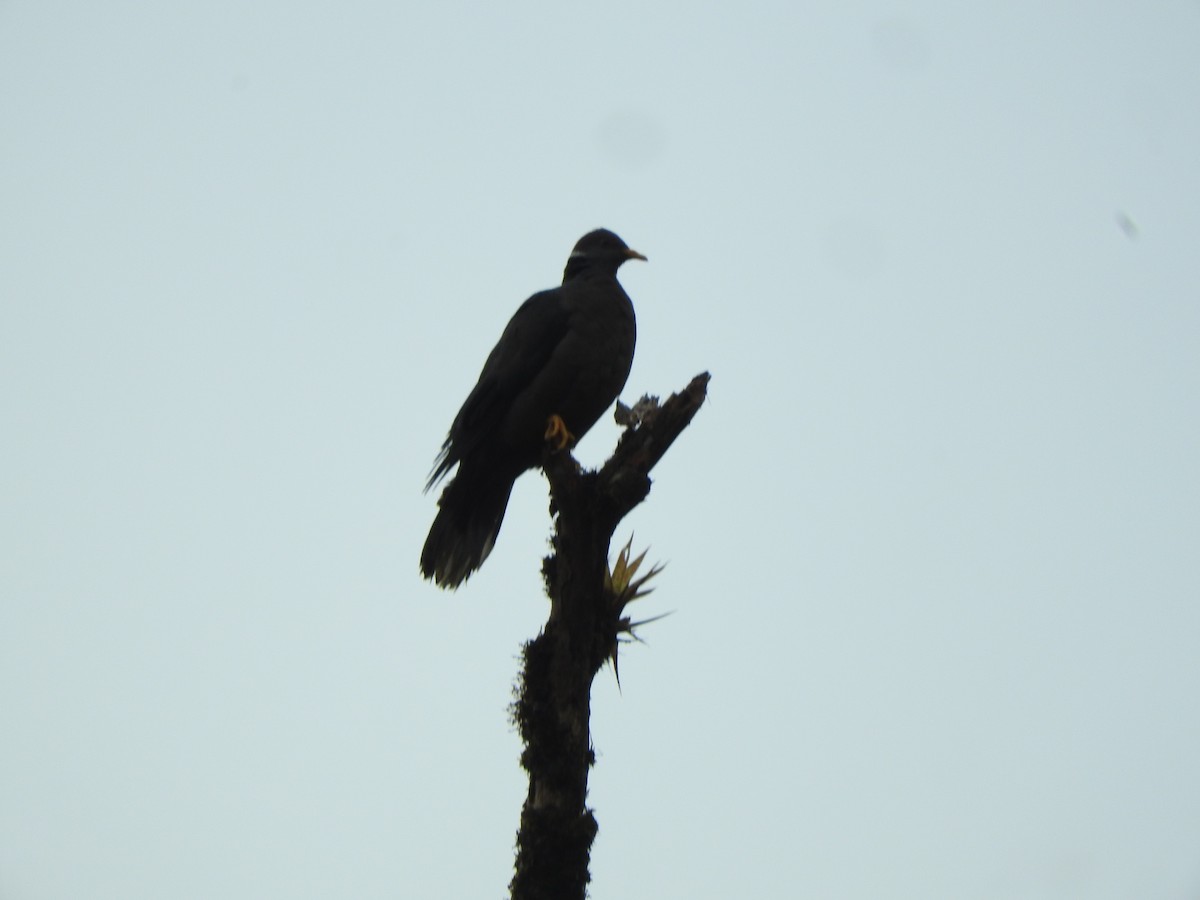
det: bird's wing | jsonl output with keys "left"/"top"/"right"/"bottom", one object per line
{"left": 426, "top": 289, "right": 572, "bottom": 489}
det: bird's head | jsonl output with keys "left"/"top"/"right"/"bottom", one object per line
{"left": 563, "top": 229, "right": 647, "bottom": 281}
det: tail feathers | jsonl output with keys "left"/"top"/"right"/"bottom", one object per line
{"left": 420, "top": 467, "right": 516, "bottom": 589}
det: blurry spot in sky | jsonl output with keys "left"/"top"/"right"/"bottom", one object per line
{"left": 1115, "top": 210, "right": 1139, "bottom": 240}
{"left": 871, "top": 17, "right": 932, "bottom": 73}
{"left": 594, "top": 110, "right": 667, "bottom": 170}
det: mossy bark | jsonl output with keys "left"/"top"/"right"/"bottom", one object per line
{"left": 509, "top": 373, "right": 710, "bottom": 900}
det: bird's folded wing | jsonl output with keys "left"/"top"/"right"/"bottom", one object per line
{"left": 426, "top": 290, "right": 571, "bottom": 488}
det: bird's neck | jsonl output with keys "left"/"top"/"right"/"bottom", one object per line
{"left": 562, "top": 259, "right": 619, "bottom": 283}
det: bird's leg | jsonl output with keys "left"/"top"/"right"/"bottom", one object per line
{"left": 544, "top": 414, "right": 576, "bottom": 451}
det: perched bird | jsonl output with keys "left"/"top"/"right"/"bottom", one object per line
{"left": 421, "top": 229, "right": 645, "bottom": 589}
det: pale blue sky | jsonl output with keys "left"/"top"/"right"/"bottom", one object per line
{"left": 3, "top": 2, "right": 1199, "bottom": 898}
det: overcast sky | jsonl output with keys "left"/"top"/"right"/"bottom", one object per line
{"left": 3, "top": 2, "right": 1199, "bottom": 898}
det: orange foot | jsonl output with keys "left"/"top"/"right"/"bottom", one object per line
{"left": 544, "top": 414, "right": 576, "bottom": 451}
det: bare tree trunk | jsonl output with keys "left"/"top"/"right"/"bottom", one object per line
{"left": 509, "top": 372, "right": 710, "bottom": 900}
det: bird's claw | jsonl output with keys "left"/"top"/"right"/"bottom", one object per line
{"left": 544, "top": 414, "right": 576, "bottom": 451}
